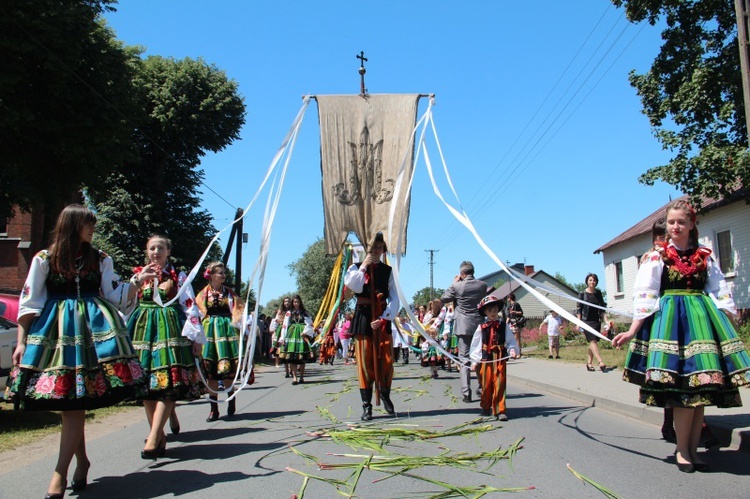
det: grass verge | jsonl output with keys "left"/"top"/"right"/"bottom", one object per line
{"left": 0, "top": 401, "right": 142, "bottom": 453}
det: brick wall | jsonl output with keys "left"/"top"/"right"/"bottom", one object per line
{"left": 0, "top": 206, "right": 45, "bottom": 294}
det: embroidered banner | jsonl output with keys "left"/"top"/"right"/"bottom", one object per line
{"left": 316, "top": 94, "right": 420, "bottom": 255}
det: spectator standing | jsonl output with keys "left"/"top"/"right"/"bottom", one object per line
{"left": 577, "top": 273, "right": 607, "bottom": 372}
{"left": 505, "top": 293, "right": 524, "bottom": 357}
{"left": 540, "top": 310, "right": 562, "bottom": 359}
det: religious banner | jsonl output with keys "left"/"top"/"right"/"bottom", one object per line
{"left": 316, "top": 94, "right": 420, "bottom": 255}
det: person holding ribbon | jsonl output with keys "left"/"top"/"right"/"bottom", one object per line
{"left": 612, "top": 199, "right": 750, "bottom": 473}
{"left": 127, "top": 234, "right": 205, "bottom": 460}
{"left": 8, "top": 204, "right": 151, "bottom": 498}
{"left": 344, "top": 233, "right": 399, "bottom": 421}
{"left": 470, "top": 295, "right": 519, "bottom": 420}
{"left": 196, "top": 261, "right": 241, "bottom": 422}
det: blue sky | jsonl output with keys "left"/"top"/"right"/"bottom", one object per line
{"left": 103, "top": 1, "right": 678, "bottom": 306}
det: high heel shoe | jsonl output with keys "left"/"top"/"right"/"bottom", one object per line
{"left": 45, "top": 482, "right": 66, "bottom": 499}
{"left": 586, "top": 364, "right": 595, "bottom": 372}
{"left": 141, "top": 437, "right": 167, "bottom": 460}
{"left": 71, "top": 460, "right": 89, "bottom": 491}
{"left": 169, "top": 410, "right": 180, "bottom": 435}
{"left": 70, "top": 477, "right": 87, "bottom": 491}
{"left": 599, "top": 363, "right": 607, "bottom": 372}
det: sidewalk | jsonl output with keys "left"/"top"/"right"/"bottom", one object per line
{"left": 506, "top": 355, "right": 750, "bottom": 452}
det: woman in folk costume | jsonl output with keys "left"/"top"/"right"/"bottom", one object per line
{"left": 343, "top": 233, "right": 399, "bottom": 421}
{"left": 613, "top": 199, "right": 750, "bottom": 473}
{"left": 127, "top": 235, "right": 205, "bottom": 460}
{"left": 470, "top": 295, "right": 519, "bottom": 421}
{"left": 196, "top": 262, "right": 241, "bottom": 422}
{"left": 278, "top": 294, "right": 315, "bottom": 384}
{"left": 338, "top": 312, "right": 354, "bottom": 365}
{"left": 8, "top": 205, "right": 150, "bottom": 498}
{"left": 270, "top": 297, "right": 291, "bottom": 373}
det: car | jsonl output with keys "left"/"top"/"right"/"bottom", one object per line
{"left": 0, "top": 315, "right": 18, "bottom": 388}
{"left": 0, "top": 293, "right": 19, "bottom": 322}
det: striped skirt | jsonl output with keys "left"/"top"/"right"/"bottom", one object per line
{"left": 127, "top": 302, "right": 203, "bottom": 400}
{"left": 201, "top": 314, "right": 240, "bottom": 380}
{"left": 623, "top": 290, "right": 750, "bottom": 408}
{"left": 279, "top": 323, "right": 313, "bottom": 364}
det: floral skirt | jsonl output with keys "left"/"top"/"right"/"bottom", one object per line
{"left": 623, "top": 290, "right": 750, "bottom": 408}
{"left": 128, "top": 302, "right": 203, "bottom": 400}
{"left": 279, "top": 323, "right": 313, "bottom": 364}
{"left": 201, "top": 315, "right": 240, "bottom": 380}
{"left": 7, "top": 295, "right": 147, "bottom": 411}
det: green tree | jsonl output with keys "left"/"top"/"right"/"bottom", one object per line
{"left": 412, "top": 286, "right": 446, "bottom": 309}
{"left": 613, "top": 0, "right": 749, "bottom": 204}
{"left": 554, "top": 272, "right": 585, "bottom": 294}
{"left": 90, "top": 55, "right": 246, "bottom": 276}
{"left": 0, "top": 0, "right": 139, "bottom": 223}
{"left": 287, "top": 239, "right": 339, "bottom": 317}
{"left": 263, "top": 293, "right": 296, "bottom": 317}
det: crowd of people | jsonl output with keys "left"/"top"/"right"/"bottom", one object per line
{"left": 5, "top": 199, "right": 750, "bottom": 496}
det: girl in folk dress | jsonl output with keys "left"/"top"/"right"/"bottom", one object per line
{"left": 270, "top": 297, "right": 291, "bottom": 373}
{"left": 613, "top": 200, "right": 750, "bottom": 473}
{"left": 8, "top": 205, "right": 151, "bottom": 498}
{"left": 279, "top": 295, "right": 315, "bottom": 384}
{"left": 196, "top": 262, "right": 242, "bottom": 422}
{"left": 127, "top": 235, "right": 204, "bottom": 460}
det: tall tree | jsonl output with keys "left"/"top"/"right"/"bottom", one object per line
{"left": 0, "top": 0, "right": 138, "bottom": 223}
{"left": 287, "top": 239, "right": 339, "bottom": 317}
{"left": 90, "top": 55, "right": 246, "bottom": 276}
{"left": 412, "top": 287, "right": 446, "bottom": 309}
{"left": 613, "top": 0, "right": 749, "bottom": 204}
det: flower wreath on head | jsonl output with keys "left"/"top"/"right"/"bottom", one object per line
{"left": 203, "top": 267, "right": 212, "bottom": 280}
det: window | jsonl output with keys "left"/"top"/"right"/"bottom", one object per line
{"left": 615, "top": 261, "right": 624, "bottom": 294}
{"left": 0, "top": 218, "right": 6, "bottom": 237}
{"left": 717, "top": 230, "right": 734, "bottom": 274}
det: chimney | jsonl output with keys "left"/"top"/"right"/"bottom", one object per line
{"left": 524, "top": 265, "right": 534, "bottom": 276}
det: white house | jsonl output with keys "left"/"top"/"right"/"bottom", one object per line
{"left": 594, "top": 194, "right": 749, "bottom": 321}
{"left": 480, "top": 265, "right": 580, "bottom": 319}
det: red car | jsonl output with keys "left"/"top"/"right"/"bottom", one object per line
{"left": 0, "top": 293, "right": 19, "bottom": 322}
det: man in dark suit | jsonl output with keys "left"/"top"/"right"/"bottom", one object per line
{"left": 441, "top": 261, "right": 488, "bottom": 402}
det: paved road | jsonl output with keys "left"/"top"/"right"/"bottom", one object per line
{"left": 1, "top": 359, "right": 749, "bottom": 498}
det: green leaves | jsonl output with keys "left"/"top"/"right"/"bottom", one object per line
{"left": 615, "top": 0, "right": 748, "bottom": 203}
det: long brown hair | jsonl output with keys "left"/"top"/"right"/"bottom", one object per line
{"left": 48, "top": 204, "right": 98, "bottom": 276}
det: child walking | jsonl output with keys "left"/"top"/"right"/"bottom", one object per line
{"left": 470, "top": 295, "right": 519, "bottom": 420}
{"left": 540, "top": 310, "right": 562, "bottom": 359}
{"left": 421, "top": 327, "right": 444, "bottom": 378}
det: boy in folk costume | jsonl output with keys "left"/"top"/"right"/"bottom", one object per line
{"left": 470, "top": 295, "right": 519, "bottom": 421}
{"left": 343, "top": 233, "right": 399, "bottom": 421}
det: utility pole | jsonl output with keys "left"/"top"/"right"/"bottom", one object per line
{"left": 425, "top": 249, "right": 438, "bottom": 300}
{"left": 735, "top": 0, "right": 750, "bottom": 144}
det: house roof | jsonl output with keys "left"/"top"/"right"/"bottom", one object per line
{"left": 593, "top": 191, "right": 745, "bottom": 254}
{"left": 489, "top": 270, "right": 578, "bottom": 300}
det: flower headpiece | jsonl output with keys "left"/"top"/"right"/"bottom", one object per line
{"left": 203, "top": 267, "right": 212, "bottom": 279}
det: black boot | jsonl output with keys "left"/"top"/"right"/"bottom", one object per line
{"left": 360, "top": 388, "right": 373, "bottom": 421}
{"left": 402, "top": 348, "right": 409, "bottom": 364}
{"left": 380, "top": 389, "right": 396, "bottom": 416}
{"left": 206, "top": 396, "right": 219, "bottom": 422}
{"left": 227, "top": 390, "right": 236, "bottom": 416}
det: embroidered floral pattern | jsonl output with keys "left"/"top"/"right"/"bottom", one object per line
{"left": 7, "top": 359, "right": 146, "bottom": 405}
